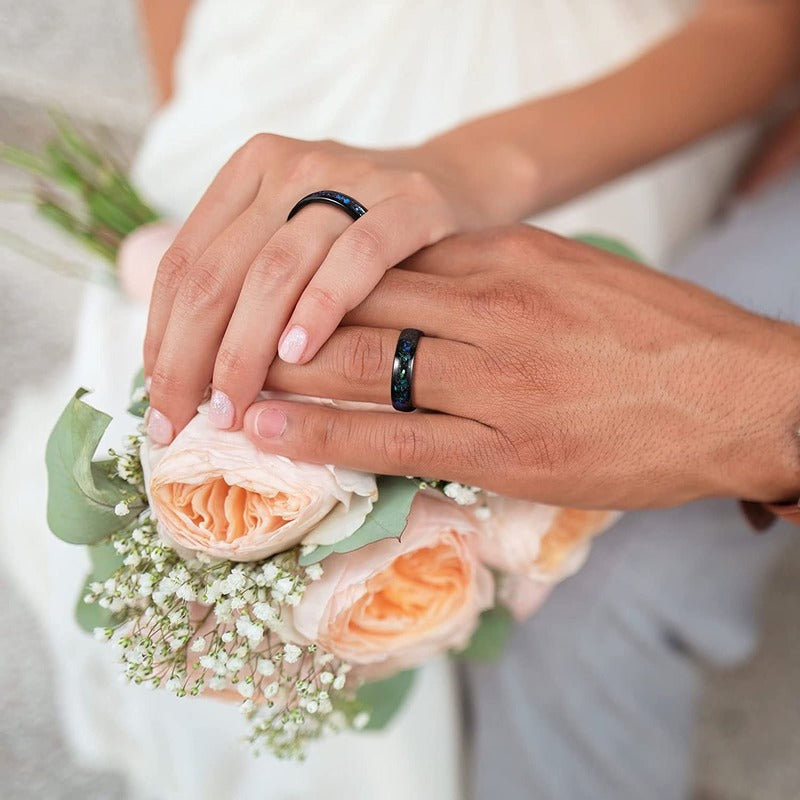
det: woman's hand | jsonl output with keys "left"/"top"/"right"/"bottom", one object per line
{"left": 144, "top": 134, "right": 495, "bottom": 443}
{"left": 242, "top": 226, "right": 800, "bottom": 509}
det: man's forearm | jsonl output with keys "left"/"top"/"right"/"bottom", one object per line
{"left": 426, "top": 1, "right": 800, "bottom": 222}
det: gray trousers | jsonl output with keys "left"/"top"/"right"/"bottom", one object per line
{"left": 465, "top": 170, "right": 800, "bottom": 800}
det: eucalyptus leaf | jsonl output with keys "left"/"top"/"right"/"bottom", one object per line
{"left": 75, "top": 539, "right": 127, "bottom": 633}
{"left": 355, "top": 669, "right": 416, "bottom": 730}
{"left": 46, "top": 388, "right": 141, "bottom": 544}
{"left": 572, "top": 233, "right": 644, "bottom": 263}
{"left": 299, "top": 476, "right": 419, "bottom": 566}
{"left": 455, "top": 606, "right": 513, "bottom": 662}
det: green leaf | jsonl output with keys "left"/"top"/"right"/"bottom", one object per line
{"left": 455, "top": 607, "right": 513, "bottom": 662}
{"left": 46, "top": 389, "right": 141, "bottom": 544}
{"left": 355, "top": 669, "right": 416, "bottom": 730}
{"left": 1, "top": 142, "right": 54, "bottom": 178}
{"left": 75, "top": 539, "right": 126, "bottom": 633}
{"left": 299, "top": 476, "right": 419, "bottom": 566}
{"left": 572, "top": 233, "right": 644, "bottom": 263}
{"left": 127, "top": 367, "right": 148, "bottom": 418}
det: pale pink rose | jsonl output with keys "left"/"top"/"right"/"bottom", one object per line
{"left": 117, "top": 221, "right": 181, "bottom": 303}
{"left": 142, "top": 405, "right": 377, "bottom": 561}
{"left": 292, "top": 492, "right": 494, "bottom": 674}
{"left": 475, "top": 497, "right": 620, "bottom": 583}
{"left": 497, "top": 575, "right": 553, "bottom": 621}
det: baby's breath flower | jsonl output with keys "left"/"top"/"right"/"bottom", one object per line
{"left": 240, "top": 698, "right": 255, "bottom": 715}
{"left": 199, "top": 654, "right": 216, "bottom": 670}
{"left": 353, "top": 712, "right": 371, "bottom": 730}
{"left": 261, "top": 563, "right": 279, "bottom": 582}
{"left": 257, "top": 658, "right": 275, "bottom": 677}
{"left": 226, "top": 656, "right": 245, "bottom": 673}
{"left": 443, "top": 482, "right": 478, "bottom": 505}
{"left": 114, "top": 501, "right": 130, "bottom": 517}
{"left": 84, "top": 429, "right": 363, "bottom": 762}
{"left": 283, "top": 644, "right": 302, "bottom": 664}
{"left": 263, "top": 682, "right": 279, "bottom": 699}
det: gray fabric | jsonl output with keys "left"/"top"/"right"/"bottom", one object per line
{"left": 466, "top": 169, "right": 800, "bottom": 800}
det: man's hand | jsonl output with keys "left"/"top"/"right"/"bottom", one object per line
{"left": 243, "top": 227, "right": 800, "bottom": 509}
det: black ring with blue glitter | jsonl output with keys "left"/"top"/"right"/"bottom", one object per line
{"left": 391, "top": 328, "right": 424, "bottom": 412}
{"left": 287, "top": 190, "right": 368, "bottom": 222}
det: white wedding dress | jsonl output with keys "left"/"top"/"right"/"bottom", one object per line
{"left": 0, "top": 1, "right": 756, "bottom": 798}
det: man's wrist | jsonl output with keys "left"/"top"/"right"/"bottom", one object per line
{"left": 718, "top": 321, "right": 800, "bottom": 504}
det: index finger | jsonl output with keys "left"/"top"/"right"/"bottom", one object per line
{"left": 143, "top": 148, "right": 265, "bottom": 377}
{"left": 242, "top": 397, "right": 493, "bottom": 484}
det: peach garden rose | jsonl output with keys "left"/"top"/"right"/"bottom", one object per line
{"left": 142, "top": 404, "right": 378, "bottom": 561}
{"left": 117, "top": 220, "right": 181, "bottom": 304}
{"left": 474, "top": 496, "right": 620, "bottom": 583}
{"left": 291, "top": 492, "right": 494, "bottom": 674}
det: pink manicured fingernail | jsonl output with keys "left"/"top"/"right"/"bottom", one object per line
{"left": 147, "top": 408, "right": 174, "bottom": 444}
{"left": 208, "top": 389, "right": 234, "bottom": 429}
{"left": 255, "top": 408, "right": 287, "bottom": 439}
{"left": 278, "top": 326, "right": 308, "bottom": 364}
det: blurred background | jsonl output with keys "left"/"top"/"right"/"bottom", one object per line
{"left": 0, "top": 2, "right": 799, "bottom": 799}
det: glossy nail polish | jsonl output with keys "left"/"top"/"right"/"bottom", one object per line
{"left": 278, "top": 326, "right": 308, "bottom": 364}
{"left": 147, "top": 408, "right": 174, "bottom": 444}
{"left": 255, "top": 408, "right": 287, "bottom": 439}
{"left": 208, "top": 389, "right": 234, "bottom": 429}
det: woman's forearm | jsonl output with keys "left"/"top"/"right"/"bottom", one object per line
{"left": 426, "top": 0, "right": 800, "bottom": 222}
{"left": 138, "top": 0, "right": 194, "bottom": 105}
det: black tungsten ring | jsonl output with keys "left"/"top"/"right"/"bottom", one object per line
{"left": 287, "top": 190, "right": 368, "bottom": 222}
{"left": 391, "top": 328, "right": 423, "bottom": 412}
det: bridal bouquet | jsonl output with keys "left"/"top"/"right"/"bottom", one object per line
{"left": 46, "top": 382, "right": 615, "bottom": 758}
{"left": 15, "top": 117, "right": 620, "bottom": 758}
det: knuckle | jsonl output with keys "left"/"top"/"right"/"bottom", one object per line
{"left": 149, "top": 365, "right": 186, "bottom": 403}
{"left": 346, "top": 156, "right": 378, "bottom": 181}
{"left": 338, "top": 328, "right": 387, "bottom": 385}
{"left": 215, "top": 345, "right": 249, "bottom": 381}
{"left": 303, "top": 283, "right": 344, "bottom": 316}
{"left": 496, "top": 224, "right": 536, "bottom": 256}
{"left": 464, "top": 276, "right": 537, "bottom": 322}
{"left": 287, "top": 147, "right": 333, "bottom": 184}
{"left": 250, "top": 242, "right": 300, "bottom": 288}
{"left": 179, "top": 263, "right": 227, "bottom": 311}
{"left": 343, "top": 224, "right": 385, "bottom": 265}
{"left": 154, "top": 243, "right": 193, "bottom": 295}
{"left": 386, "top": 421, "right": 427, "bottom": 466}
{"left": 302, "top": 410, "right": 341, "bottom": 455}
{"left": 402, "top": 169, "right": 437, "bottom": 200}
{"left": 235, "top": 133, "right": 278, "bottom": 165}
{"left": 497, "top": 278, "right": 538, "bottom": 319}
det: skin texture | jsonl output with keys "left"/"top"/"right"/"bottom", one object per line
{"left": 140, "top": 1, "right": 800, "bottom": 445}
{"left": 243, "top": 227, "right": 800, "bottom": 510}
